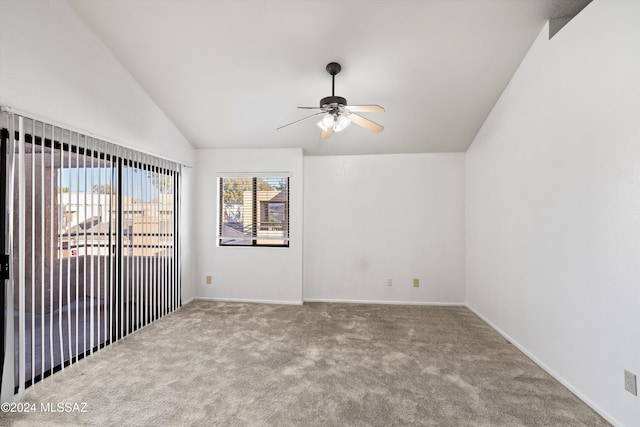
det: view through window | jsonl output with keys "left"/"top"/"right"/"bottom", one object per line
{"left": 219, "top": 176, "right": 289, "bottom": 246}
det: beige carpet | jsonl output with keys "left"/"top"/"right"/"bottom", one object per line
{"left": 1, "top": 300, "right": 608, "bottom": 426}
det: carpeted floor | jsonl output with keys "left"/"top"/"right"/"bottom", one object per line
{"left": 1, "top": 300, "right": 609, "bottom": 426}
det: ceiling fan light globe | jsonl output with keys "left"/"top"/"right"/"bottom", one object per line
{"left": 333, "top": 115, "right": 351, "bottom": 132}
{"left": 317, "top": 114, "right": 335, "bottom": 131}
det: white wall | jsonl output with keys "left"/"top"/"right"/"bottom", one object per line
{"left": 0, "top": 0, "right": 197, "bottom": 307}
{"left": 466, "top": 2, "right": 640, "bottom": 426}
{"left": 304, "top": 153, "right": 465, "bottom": 304}
{"left": 194, "top": 149, "right": 304, "bottom": 304}
{"left": 0, "top": 0, "right": 194, "bottom": 167}
{"left": 180, "top": 166, "right": 196, "bottom": 304}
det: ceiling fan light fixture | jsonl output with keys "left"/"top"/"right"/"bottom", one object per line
{"left": 333, "top": 114, "right": 351, "bottom": 132}
{"left": 317, "top": 113, "right": 351, "bottom": 133}
{"left": 277, "top": 62, "right": 384, "bottom": 138}
{"left": 317, "top": 113, "right": 335, "bottom": 131}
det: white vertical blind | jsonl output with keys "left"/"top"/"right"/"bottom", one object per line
{"left": 17, "top": 116, "right": 26, "bottom": 395}
{"left": 39, "top": 121, "right": 46, "bottom": 379}
{"left": 65, "top": 130, "right": 72, "bottom": 366}
{"left": 0, "top": 109, "right": 182, "bottom": 400}
{"left": 30, "top": 120, "right": 35, "bottom": 386}
{"left": 48, "top": 124, "right": 55, "bottom": 377}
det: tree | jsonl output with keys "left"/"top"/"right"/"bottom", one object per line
{"left": 223, "top": 178, "right": 251, "bottom": 203}
{"left": 257, "top": 178, "right": 274, "bottom": 192}
{"left": 148, "top": 173, "right": 173, "bottom": 195}
{"left": 222, "top": 178, "right": 286, "bottom": 204}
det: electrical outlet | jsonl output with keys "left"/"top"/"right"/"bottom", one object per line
{"left": 413, "top": 278, "right": 419, "bottom": 287}
{"left": 624, "top": 370, "right": 637, "bottom": 396}
{"left": 386, "top": 278, "right": 392, "bottom": 287}
{"left": 205, "top": 275, "right": 212, "bottom": 285}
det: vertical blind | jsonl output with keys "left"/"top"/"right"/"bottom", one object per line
{"left": 0, "top": 109, "right": 182, "bottom": 399}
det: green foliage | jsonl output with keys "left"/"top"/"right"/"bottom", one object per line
{"left": 271, "top": 180, "right": 286, "bottom": 191}
{"left": 223, "top": 178, "right": 252, "bottom": 203}
{"left": 222, "top": 178, "right": 286, "bottom": 203}
{"left": 147, "top": 173, "right": 173, "bottom": 194}
{"left": 257, "top": 178, "right": 275, "bottom": 192}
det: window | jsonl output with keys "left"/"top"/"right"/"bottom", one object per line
{"left": 219, "top": 176, "right": 289, "bottom": 247}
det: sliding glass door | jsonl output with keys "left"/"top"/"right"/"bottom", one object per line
{"left": 121, "top": 157, "right": 178, "bottom": 334}
{"left": 0, "top": 110, "right": 181, "bottom": 398}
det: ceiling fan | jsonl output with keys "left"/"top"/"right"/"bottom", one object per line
{"left": 277, "top": 62, "right": 385, "bottom": 140}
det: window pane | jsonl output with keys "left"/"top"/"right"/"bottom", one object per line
{"left": 122, "top": 162, "right": 177, "bottom": 329}
{"left": 12, "top": 133, "right": 116, "bottom": 386}
{"left": 220, "top": 177, "right": 253, "bottom": 245}
{"left": 256, "top": 177, "right": 288, "bottom": 245}
{"left": 219, "top": 176, "right": 289, "bottom": 247}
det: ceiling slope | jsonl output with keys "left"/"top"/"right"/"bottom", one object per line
{"left": 68, "top": 0, "right": 592, "bottom": 155}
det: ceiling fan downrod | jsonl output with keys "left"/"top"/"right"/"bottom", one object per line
{"left": 326, "top": 62, "right": 341, "bottom": 96}
{"left": 321, "top": 62, "right": 346, "bottom": 107}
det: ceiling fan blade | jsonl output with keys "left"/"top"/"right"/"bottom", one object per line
{"left": 277, "top": 111, "right": 325, "bottom": 130}
{"left": 345, "top": 105, "right": 385, "bottom": 113}
{"left": 320, "top": 127, "right": 333, "bottom": 140}
{"left": 297, "top": 106, "right": 322, "bottom": 109}
{"left": 349, "top": 113, "right": 384, "bottom": 133}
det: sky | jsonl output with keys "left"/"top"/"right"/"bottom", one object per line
{"left": 57, "top": 166, "right": 169, "bottom": 201}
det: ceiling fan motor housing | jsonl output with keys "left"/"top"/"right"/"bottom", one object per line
{"left": 320, "top": 96, "right": 347, "bottom": 108}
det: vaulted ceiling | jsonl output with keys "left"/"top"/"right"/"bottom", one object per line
{"left": 68, "top": 0, "right": 591, "bottom": 155}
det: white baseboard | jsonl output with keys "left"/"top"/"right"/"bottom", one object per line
{"left": 465, "top": 304, "right": 620, "bottom": 427}
{"left": 303, "top": 298, "right": 465, "bottom": 306}
{"left": 181, "top": 297, "right": 195, "bottom": 305}
{"left": 194, "top": 296, "right": 303, "bottom": 306}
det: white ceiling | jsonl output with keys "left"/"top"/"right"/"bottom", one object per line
{"left": 68, "top": 0, "right": 591, "bottom": 156}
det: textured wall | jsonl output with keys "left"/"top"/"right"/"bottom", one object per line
{"left": 304, "top": 153, "right": 465, "bottom": 304}
{"left": 466, "top": 1, "right": 640, "bottom": 425}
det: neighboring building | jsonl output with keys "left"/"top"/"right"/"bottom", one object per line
{"left": 59, "top": 192, "right": 174, "bottom": 257}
